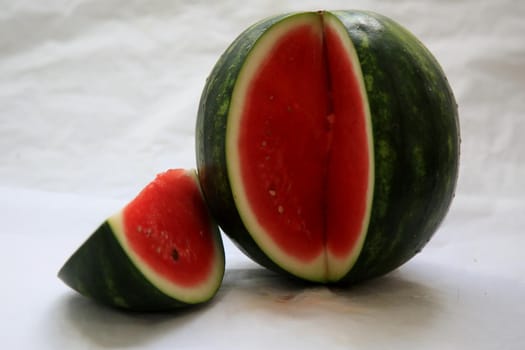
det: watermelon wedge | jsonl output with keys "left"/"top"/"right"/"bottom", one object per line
{"left": 58, "top": 169, "right": 225, "bottom": 311}
{"left": 196, "top": 11, "right": 459, "bottom": 283}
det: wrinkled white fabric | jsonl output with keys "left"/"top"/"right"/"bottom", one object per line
{"left": 2, "top": 0, "right": 524, "bottom": 199}
{"left": 1, "top": 1, "right": 524, "bottom": 349}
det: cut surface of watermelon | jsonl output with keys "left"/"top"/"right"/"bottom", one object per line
{"left": 109, "top": 169, "right": 224, "bottom": 301}
{"left": 120, "top": 169, "right": 216, "bottom": 286}
{"left": 226, "top": 13, "right": 373, "bottom": 281}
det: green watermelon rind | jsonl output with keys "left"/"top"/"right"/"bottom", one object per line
{"left": 333, "top": 10, "right": 459, "bottom": 283}
{"left": 197, "top": 10, "right": 459, "bottom": 284}
{"left": 196, "top": 13, "right": 302, "bottom": 278}
{"left": 58, "top": 218, "right": 225, "bottom": 311}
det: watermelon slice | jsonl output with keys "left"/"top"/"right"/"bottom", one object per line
{"left": 58, "top": 169, "right": 225, "bottom": 311}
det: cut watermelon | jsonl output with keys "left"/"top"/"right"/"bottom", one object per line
{"left": 196, "top": 11, "right": 459, "bottom": 283}
{"left": 58, "top": 169, "right": 224, "bottom": 311}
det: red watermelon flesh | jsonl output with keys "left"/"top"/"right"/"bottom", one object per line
{"left": 123, "top": 169, "right": 218, "bottom": 287}
{"left": 230, "top": 14, "right": 373, "bottom": 279}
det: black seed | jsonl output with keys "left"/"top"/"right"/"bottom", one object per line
{"left": 171, "top": 249, "right": 179, "bottom": 261}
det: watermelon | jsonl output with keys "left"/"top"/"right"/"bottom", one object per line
{"left": 58, "top": 169, "right": 225, "bottom": 311}
{"left": 196, "top": 10, "right": 459, "bottom": 283}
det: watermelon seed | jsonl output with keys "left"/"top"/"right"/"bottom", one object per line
{"left": 268, "top": 189, "right": 276, "bottom": 197}
{"left": 278, "top": 205, "right": 284, "bottom": 214}
{"left": 171, "top": 249, "right": 179, "bottom": 261}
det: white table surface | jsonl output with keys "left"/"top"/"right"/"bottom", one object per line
{"left": 1, "top": 0, "right": 524, "bottom": 349}
{"left": 2, "top": 189, "right": 524, "bottom": 349}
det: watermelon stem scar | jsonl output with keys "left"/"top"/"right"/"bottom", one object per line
{"left": 196, "top": 10, "right": 459, "bottom": 284}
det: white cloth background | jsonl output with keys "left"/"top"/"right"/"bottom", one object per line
{"left": 1, "top": 1, "right": 524, "bottom": 349}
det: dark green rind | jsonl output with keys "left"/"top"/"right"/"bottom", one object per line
{"left": 196, "top": 10, "right": 459, "bottom": 284}
{"left": 58, "top": 222, "right": 221, "bottom": 311}
{"left": 331, "top": 11, "right": 459, "bottom": 284}
{"left": 196, "top": 13, "right": 307, "bottom": 278}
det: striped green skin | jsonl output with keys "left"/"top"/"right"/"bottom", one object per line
{"left": 196, "top": 13, "right": 299, "bottom": 277}
{"left": 196, "top": 11, "right": 459, "bottom": 284}
{"left": 332, "top": 11, "right": 459, "bottom": 283}
{"left": 58, "top": 222, "right": 222, "bottom": 311}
